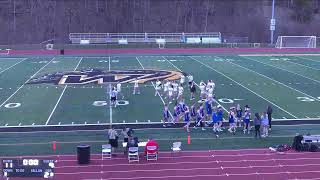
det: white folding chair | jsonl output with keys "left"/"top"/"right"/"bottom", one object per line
{"left": 102, "top": 144, "right": 112, "bottom": 159}
{"left": 128, "top": 147, "right": 139, "bottom": 163}
{"left": 171, "top": 142, "right": 182, "bottom": 156}
{"left": 146, "top": 146, "right": 158, "bottom": 161}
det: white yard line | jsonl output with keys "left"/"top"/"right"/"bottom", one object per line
{"left": 136, "top": 57, "right": 174, "bottom": 120}
{"left": 162, "top": 56, "right": 229, "bottom": 113}
{"left": 225, "top": 56, "right": 320, "bottom": 102}
{"left": 45, "top": 57, "right": 83, "bottom": 125}
{"left": 108, "top": 56, "right": 112, "bottom": 125}
{"left": 189, "top": 56, "right": 298, "bottom": 119}
{"left": 0, "top": 57, "right": 55, "bottom": 108}
{"left": 245, "top": 56, "right": 320, "bottom": 84}
{"left": 285, "top": 59, "right": 320, "bottom": 71}
{"left": 296, "top": 55, "right": 320, "bottom": 63}
{"left": 0, "top": 58, "right": 28, "bottom": 74}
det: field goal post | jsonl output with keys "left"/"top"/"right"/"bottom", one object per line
{"left": 275, "top": 36, "right": 317, "bottom": 49}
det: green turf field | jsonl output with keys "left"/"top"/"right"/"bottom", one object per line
{"left": 0, "top": 54, "right": 320, "bottom": 127}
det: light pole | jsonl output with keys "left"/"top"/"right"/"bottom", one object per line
{"left": 270, "top": 0, "right": 276, "bottom": 44}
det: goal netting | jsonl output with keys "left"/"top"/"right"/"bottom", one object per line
{"left": 275, "top": 36, "right": 317, "bottom": 49}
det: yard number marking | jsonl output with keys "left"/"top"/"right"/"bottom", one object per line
{"left": 297, "top": 96, "right": 320, "bottom": 102}
{"left": 269, "top": 58, "right": 290, "bottom": 61}
{"left": 4, "top": 103, "right": 21, "bottom": 108}
{"left": 92, "top": 100, "right": 129, "bottom": 106}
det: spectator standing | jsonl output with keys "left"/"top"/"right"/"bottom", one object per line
{"left": 108, "top": 126, "right": 118, "bottom": 153}
{"left": 267, "top": 105, "right": 273, "bottom": 130}
{"left": 261, "top": 112, "right": 269, "bottom": 137}
{"left": 253, "top": 113, "right": 261, "bottom": 138}
{"left": 121, "top": 127, "right": 133, "bottom": 142}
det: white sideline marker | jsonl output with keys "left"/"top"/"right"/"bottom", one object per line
{"left": 18, "top": 123, "right": 21, "bottom": 126}
{"left": 58, "top": 122, "right": 61, "bottom": 125}
{"left": 135, "top": 120, "right": 138, "bottom": 123}
{"left": 97, "top": 121, "right": 100, "bottom": 124}
{"left": 72, "top": 122, "right": 74, "bottom": 125}
{"left": 123, "top": 120, "right": 126, "bottom": 123}
{"left": 85, "top": 122, "right": 87, "bottom": 125}
{"left": 148, "top": 120, "right": 151, "bottom": 123}
{"left": 32, "top": 123, "right": 35, "bottom": 125}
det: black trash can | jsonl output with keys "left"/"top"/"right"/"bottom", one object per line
{"left": 77, "top": 145, "right": 90, "bottom": 164}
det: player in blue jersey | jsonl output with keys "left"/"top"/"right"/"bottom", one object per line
{"left": 205, "top": 97, "right": 213, "bottom": 123}
{"left": 236, "top": 104, "right": 243, "bottom": 127}
{"left": 216, "top": 106, "right": 224, "bottom": 132}
{"left": 190, "top": 103, "right": 197, "bottom": 121}
{"left": 173, "top": 102, "right": 180, "bottom": 123}
{"left": 162, "top": 104, "right": 170, "bottom": 127}
{"left": 194, "top": 104, "right": 206, "bottom": 131}
{"left": 243, "top": 105, "right": 251, "bottom": 134}
{"left": 212, "top": 107, "right": 219, "bottom": 134}
{"left": 228, "top": 107, "right": 236, "bottom": 134}
{"left": 183, "top": 105, "right": 191, "bottom": 133}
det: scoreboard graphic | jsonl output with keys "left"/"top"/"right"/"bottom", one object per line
{"left": 1, "top": 159, "right": 55, "bottom": 178}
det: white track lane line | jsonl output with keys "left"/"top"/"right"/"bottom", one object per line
{"left": 45, "top": 57, "right": 83, "bottom": 125}
{"left": 189, "top": 56, "right": 298, "bottom": 119}
{"left": 0, "top": 57, "right": 55, "bottom": 108}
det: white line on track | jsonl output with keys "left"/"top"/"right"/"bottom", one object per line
{"left": 136, "top": 57, "right": 174, "bottom": 120}
{"left": 245, "top": 56, "right": 320, "bottom": 84}
{"left": 0, "top": 58, "right": 28, "bottom": 74}
{"left": 189, "top": 56, "right": 298, "bottom": 119}
{"left": 0, "top": 57, "right": 55, "bottom": 108}
{"left": 162, "top": 56, "right": 229, "bottom": 113}
{"left": 238, "top": 56, "right": 320, "bottom": 102}
{"left": 45, "top": 57, "right": 83, "bottom": 125}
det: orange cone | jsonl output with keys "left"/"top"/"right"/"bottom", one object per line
{"left": 187, "top": 135, "right": 191, "bottom": 144}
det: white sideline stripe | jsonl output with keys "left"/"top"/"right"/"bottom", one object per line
{"left": 0, "top": 58, "right": 28, "bottom": 74}
{"left": 189, "top": 56, "right": 298, "bottom": 119}
{"left": 163, "top": 56, "right": 229, "bottom": 113}
{"left": 56, "top": 170, "right": 320, "bottom": 178}
{"left": 45, "top": 57, "right": 83, "bottom": 125}
{"left": 109, "top": 56, "right": 112, "bottom": 125}
{"left": 245, "top": 56, "right": 320, "bottom": 84}
{"left": 136, "top": 57, "right": 173, "bottom": 120}
{"left": 0, "top": 118, "right": 320, "bottom": 129}
{"left": 0, "top": 57, "right": 55, "bottom": 108}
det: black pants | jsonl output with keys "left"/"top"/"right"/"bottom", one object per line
{"left": 255, "top": 125, "right": 261, "bottom": 138}
{"left": 267, "top": 114, "right": 272, "bottom": 128}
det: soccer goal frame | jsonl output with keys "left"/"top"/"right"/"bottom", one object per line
{"left": 275, "top": 36, "right": 317, "bottom": 49}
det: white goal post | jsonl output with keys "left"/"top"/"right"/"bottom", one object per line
{"left": 275, "top": 36, "right": 317, "bottom": 49}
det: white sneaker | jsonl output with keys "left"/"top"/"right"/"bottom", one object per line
{"left": 202, "top": 128, "right": 206, "bottom": 131}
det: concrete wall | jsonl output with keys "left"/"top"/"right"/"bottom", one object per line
{"left": 0, "top": 0, "right": 319, "bottom": 44}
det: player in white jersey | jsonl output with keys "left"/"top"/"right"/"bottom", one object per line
{"left": 199, "top": 81, "right": 206, "bottom": 100}
{"left": 187, "top": 74, "right": 193, "bottom": 85}
{"left": 163, "top": 80, "right": 169, "bottom": 98}
{"left": 180, "top": 74, "right": 185, "bottom": 85}
{"left": 207, "top": 87, "right": 214, "bottom": 98}
{"left": 133, "top": 79, "right": 140, "bottom": 95}
{"left": 116, "top": 82, "right": 123, "bottom": 99}
{"left": 177, "top": 84, "right": 184, "bottom": 101}
{"left": 207, "top": 80, "right": 215, "bottom": 91}
{"left": 168, "top": 84, "right": 174, "bottom": 104}
{"left": 155, "top": 79, "right": 162, "bottom": 96}
{"left": 172, "top": 81, "right": 179, "bottom": 99}
{"left": 110, "top": 86, "right": 118, "bottom": 107}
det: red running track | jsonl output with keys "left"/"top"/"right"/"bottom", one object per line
{"left": 4, "top": 149, "right": 320, "bottom": 180}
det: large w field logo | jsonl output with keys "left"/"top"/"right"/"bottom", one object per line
{"left": 27, "top": 69, "right": 184, "bottom": 85}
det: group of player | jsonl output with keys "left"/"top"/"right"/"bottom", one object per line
{"left": 159, "top": 74, "right": 254, "bottom": 135}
